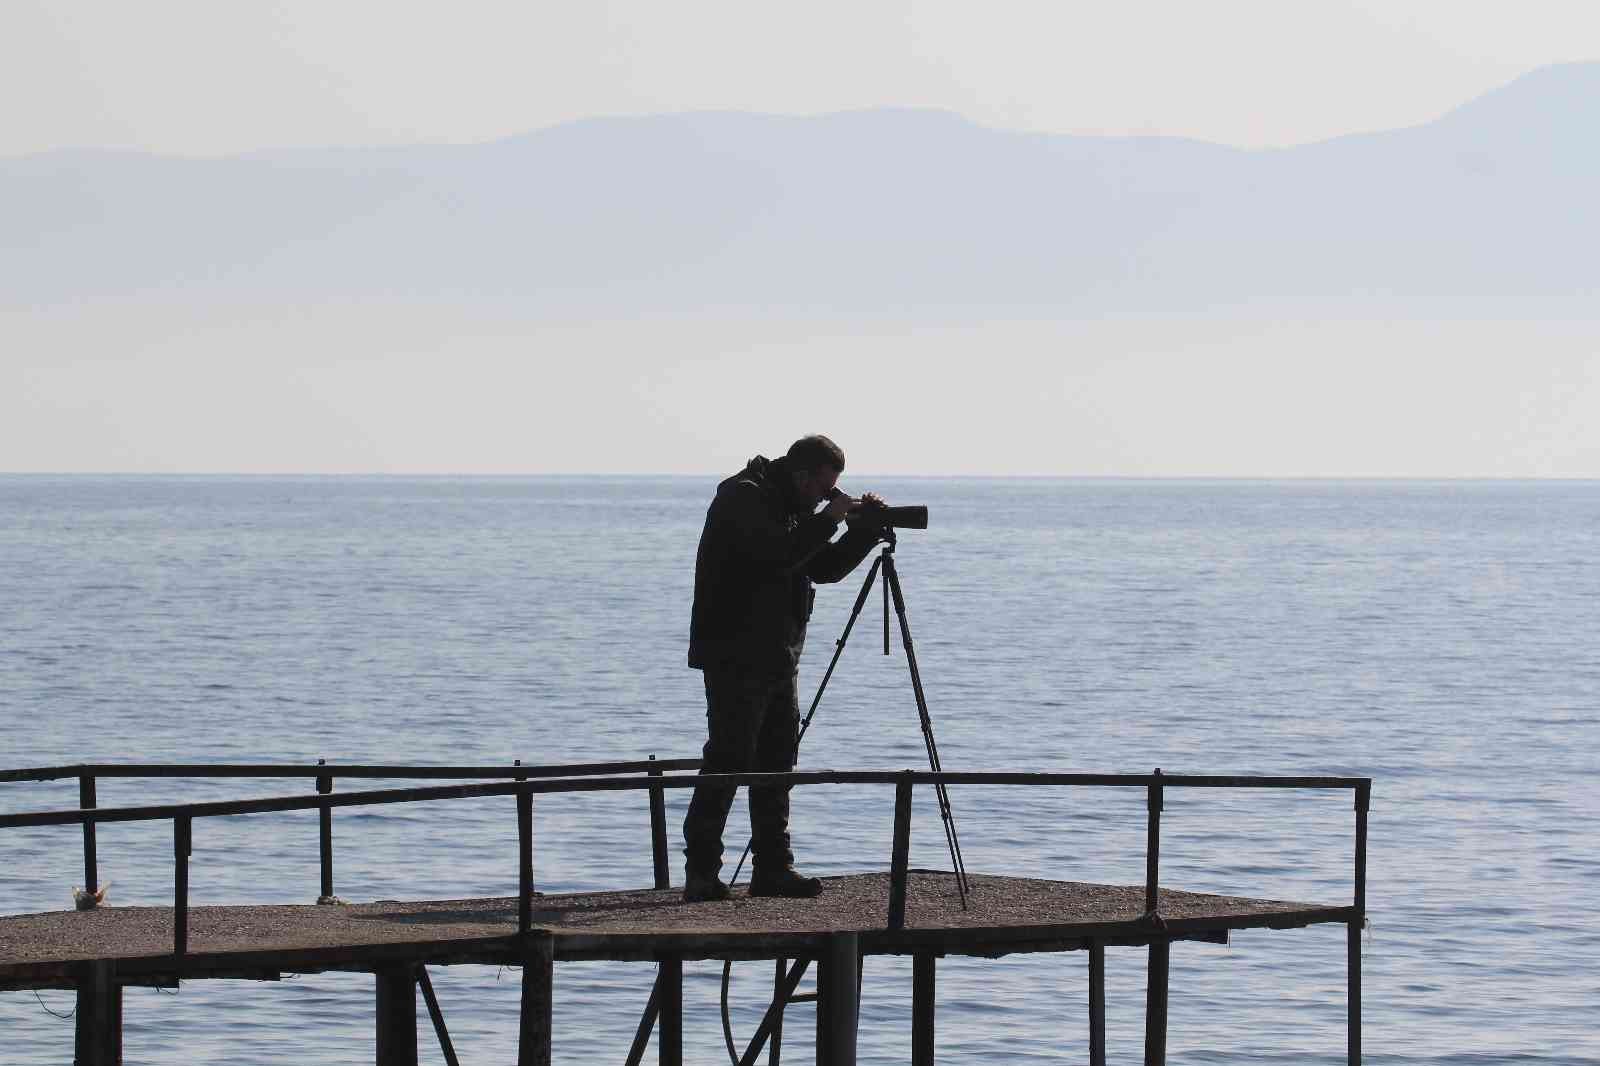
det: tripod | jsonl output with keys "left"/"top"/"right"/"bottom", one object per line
{"left": 729, "top": 531, "right": 971, "bottom": 908}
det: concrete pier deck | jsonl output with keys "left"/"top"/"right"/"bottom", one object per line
{"left": 0, "top": 871, "right": 1348, "bottom": 989}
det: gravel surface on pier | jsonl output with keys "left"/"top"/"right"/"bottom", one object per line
{"left": 0, "top": 872, "right": 1334, "bottom": 977}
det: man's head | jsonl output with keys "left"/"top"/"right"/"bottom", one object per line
{"left": 785, "top": 435, "right": 845, "bottom": 509}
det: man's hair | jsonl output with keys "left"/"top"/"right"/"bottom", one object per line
{"left": 786, "top": 434, "right": 846, "bottom": 474}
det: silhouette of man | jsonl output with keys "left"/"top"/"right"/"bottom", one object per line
{"left": 682, "top": 435, "right": 882, "bottom": 901}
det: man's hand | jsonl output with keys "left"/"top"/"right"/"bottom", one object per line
{"left": 822, "top": 489, "right": 857, "bottom": 521}
{"left": 846, "top": 492, "right": 890, "bottom": 534}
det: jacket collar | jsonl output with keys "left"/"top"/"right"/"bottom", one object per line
{"left": 750, "top": 454, "right": 806, "bottom": 515}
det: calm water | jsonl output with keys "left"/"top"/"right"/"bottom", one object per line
{"left": 2, "top": 476, "right": 1597, "bottom": 1064}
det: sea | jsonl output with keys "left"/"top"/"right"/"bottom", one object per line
{"left": 2, "top": 475, "right": 1596, "bottom": 1065}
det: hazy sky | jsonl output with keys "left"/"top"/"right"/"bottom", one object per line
{"left": 5, "top": 1, "right": 1598, "bottom": 156}
{"left": 5, "top": 3, "right": 1598, "bottom": 476}
{"left": 9, "top": 308, "right": 1598, "bottom": 477}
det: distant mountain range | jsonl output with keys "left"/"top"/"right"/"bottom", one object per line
{"left": 5, "top": 63, "right": 1597, "bottom": 316}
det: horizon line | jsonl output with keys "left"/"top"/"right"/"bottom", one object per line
{"left": 4, "top": 472, "right": 1597, "bottom": 483}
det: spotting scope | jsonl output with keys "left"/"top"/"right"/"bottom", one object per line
{"left": 850, "top": 501, "right": 928, "bottom": 530}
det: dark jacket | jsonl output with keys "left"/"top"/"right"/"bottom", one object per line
{"left": 688, "top": 455, "right": 879, "bottom": 675}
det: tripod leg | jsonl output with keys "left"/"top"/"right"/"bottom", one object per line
{"left": 883, "top": 558, "right": 890, "bottom": 655}
{"left": 802, "top": 553, "right": 883, "bottom": 744}
{"left": 883, "top": 556, "right": 972, "bottom": 906}
{"left": 729, "top": 553, "right": 884, "bottom": 886}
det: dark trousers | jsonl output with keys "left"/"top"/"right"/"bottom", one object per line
{"left": 682, "top": 667, "right": 801, "bottom": 874}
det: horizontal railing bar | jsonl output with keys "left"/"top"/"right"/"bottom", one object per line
{"left": 0, "top": 771, "right": 1370, "bottom": 830}
{"left": 0, "top": 766, "right": 87, "bottom": 784}
{"left": 1, "top": 759, "right": 702, "bottom": 783}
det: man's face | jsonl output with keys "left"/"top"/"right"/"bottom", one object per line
{"left": 794, "top": 465, "right": 841, "bottom": 509}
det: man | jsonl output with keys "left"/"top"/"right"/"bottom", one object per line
{"left": 682, "top": 435, "right": 884, "bottom": 901}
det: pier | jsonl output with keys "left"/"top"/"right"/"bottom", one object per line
{"left": 1, "top": 760, "right": 1370, "bottom": 1065}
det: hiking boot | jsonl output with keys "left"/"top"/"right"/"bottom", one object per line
{"left": 682, "top": 867, "right": 731, "bottom": 903}
{"left": 749, "top": 865, "right": 824, "bottom": 898}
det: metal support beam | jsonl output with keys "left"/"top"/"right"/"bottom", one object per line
{"left": 1144, "top": 941, "right": 1169, "bottom": 1066}
{"left": 517, "top": 935, "right": 554, "bottom": 1066}
{"left": 658, "top": 958, "right": 683, "bottom": 1066}
{"left": 817, "top": 933, "right": 859, "bottom": 1066}
{"left": 415, "top": 966, "right": 460, "bottom": 1066}
{"left": 739, "top": 958, "right": 810, "bottom": 1066}
{"left": 1088, "top": 943, "right": 1106, "bottom": 1066}
{"left": 624, "top": 976, "right": 660, "bottom": 1066}
{"left": 769, "top": 957, "right": 787, "bottom": 1066}
{"left": 912, "top": 953, "right": 935, "bottom": 1066}
{"left": 375, "top": 966, "right": 418, "bottom": 1066}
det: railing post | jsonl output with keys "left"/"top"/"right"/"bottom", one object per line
{"left": 648, "top": 755, "right": 671, "bottom": 890}
{"left": 1141, "top": 767, "right": 1168, "bottom": 1064}
{"left": 518, "top": 786, "right": 534, "bottom": 935}
{"left": 1145, "top": 769, "right": 1163, "bottom": 916}
{"left": 888, "top": 775, "right": 914, "bottom": 930}
{"left": 1350, "top": 781, "right": 1370, "bottom": 1065}
{"left": 78, "top": 774, "right": 99, "bottom": 902}
{"left": 316, "top": 759, "right": 336, "bottom": 904}
{"left": 174, "top": 816, "right": 192, "bottom": 964}
{"left": 1354, "top": 781, "right": 1369, "bottom": 917}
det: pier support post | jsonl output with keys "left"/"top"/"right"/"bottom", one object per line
{"left": 1347, "top": 921, "right": 1362, "bottom": 1065}
{"left": 1143, "top": 940, "right": 1169, "bottom": 1066}
{"left": 375, "top": 965, "right": 418, "bottom": 1066}
{"left": 517, "top": 934, "right": 554, "bottom": 1066}
{"left": 912, "top": 952, "right": 935, "bottom": 1066}
{"left": 816, "top": 933, "right": 859, "bottom": 1066}
{"left": 316, "top": 760, "right": 336, "bottom": 903}
{"left": 658, "top": 957, "right": 683, "bottom": 1066}
{"left": 1089, "top": 943, "right": 1106, "bottom": 1066}
{"left": 73, "top": 961, "right": 121, "bottom": 1066}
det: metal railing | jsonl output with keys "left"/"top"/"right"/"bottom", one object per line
{"left": 1, "top": 761, "right": 1370, "bottom": 968}
{"left": 1, "top": 758, "right": 700, "bottom": 908}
